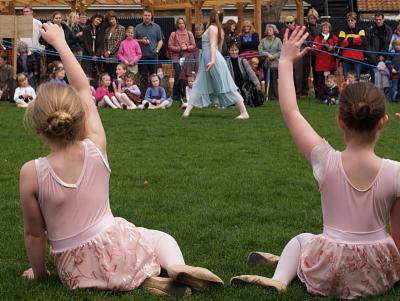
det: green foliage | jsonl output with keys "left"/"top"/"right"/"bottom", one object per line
{"left": 1, "top": 100, "right": 400, "bottom": 300}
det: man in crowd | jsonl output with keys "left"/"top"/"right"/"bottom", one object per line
{"left": 135, "top": 7, "right": 164, "bottom": 93}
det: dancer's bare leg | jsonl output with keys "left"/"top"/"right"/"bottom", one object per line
{"left": 235, "top": 98, "right": 249, "bottom": 120}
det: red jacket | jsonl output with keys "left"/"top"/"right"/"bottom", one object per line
{"left": 313, "top": 33, "right": 339, "bottom": 71}
{"left": 338, "top": 26, "right": 365, "bottom": 62}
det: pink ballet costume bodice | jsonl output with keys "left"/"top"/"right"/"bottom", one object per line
{"left": 298, "top": 141, "right": 400, "bottom": 299}
{"left": 34, "top": 139, "right": 160, "bottom": 290}
{"left": 35, "top": 139, "right": 113, "bottom": 251}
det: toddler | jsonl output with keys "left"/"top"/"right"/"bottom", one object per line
{"left": 143, "top": 74, "right": 172, "bottom": 109}
{"left": 20, "top": 23, "right": 223, "bottom": 297}
{"left": 231, "top": 26, "right": 400, "bottom": 300}
{"left": 322, "top": 74, "right": 339, "bottom": 105}
{"left": 374, "top": 56, "right": 390, "bottom": 94}
{"left": 13, "top": 73, "right": 36, "bottom": 108}
{"left": 339, "top": 71, "right": 356, "bottom": 91}
{"left": 117, "top": 26, "right": 142, "bottom": 75}
{"left": 95, "top": 73, "right": 120, "bottom": 109}
{"left": 250, "top": 57, "right": 263, "bottom": 81}
{"left": 117, "top": 72, "right": 143, "bottom": 109}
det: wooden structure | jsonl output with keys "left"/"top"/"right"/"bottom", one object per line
{"left": 0, "top": 0, "right": 305, "bottom": 31}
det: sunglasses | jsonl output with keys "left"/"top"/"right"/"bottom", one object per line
{"left": 285, "top": 21, "right": 294, "bottom": 25}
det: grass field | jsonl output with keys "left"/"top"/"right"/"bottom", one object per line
{"left": 2, "top": 99, "right": 400, "bottom": 300}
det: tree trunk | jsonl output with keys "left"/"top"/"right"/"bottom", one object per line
{"left": 262, "top": 0, "right": 288, "bottom": 22}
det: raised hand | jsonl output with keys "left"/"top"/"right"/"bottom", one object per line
{"left": 40, "top": 23, "right": 66, "bottom": 48}
{"left": 280, "top": 26, "right": 310, "bottom": 63}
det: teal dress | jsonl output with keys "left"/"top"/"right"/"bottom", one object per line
{"left": 188, "top": 31, "right": 243, "bottom": 108}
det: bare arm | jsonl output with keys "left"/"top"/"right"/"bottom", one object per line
{"left": 391, "top": 198, "right": 400, "bottom": 251}
{"left": 278, "top": 26, "right": 324, "bottom": 161}
{"left": 206, "top": 26, "right": 217, "bottom": 72}
{"left": 20, "top": 161, "right": 48, "bottom": 279}
{"left": 156, "top": 39, "right": 163, "bottom": 53}
{"left": 40, "top": 23, "right": 106, "bottom": 154}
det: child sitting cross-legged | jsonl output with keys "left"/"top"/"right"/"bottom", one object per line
{"left": 13, "top": 73, "right": 36, "bottom": 108}
{"left": 117, "top": 72, "right": 144, "bottom": 110}
{"left": 143, "top": 73, "right": 172, "bottom": 109}
{"left": 322, "top": 74, "right": 339, "bottom": 105}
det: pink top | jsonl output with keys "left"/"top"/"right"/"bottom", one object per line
{"left": 168, "top": 30, "right": 196, "bottom": 60}
{"left": 35, "top": 139, "right": 113, "bottom": 251}
{"left": 95, "top": 86, "right": 114, "bottom": 103}
{"left": 117, "top": 38, "right": 142, "bottom": 64}
{"left": 312, "top": 142, "right": 400, "bottom": 243}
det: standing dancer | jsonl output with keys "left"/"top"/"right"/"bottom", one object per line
{"left": 230, "top": 26, "right": 400, "bottom": 299}
{"left": 182, "top": 8, "right": 249, "bottom": 119}
{"left": 20, "top": 23, "right": 223, "bottom": 297}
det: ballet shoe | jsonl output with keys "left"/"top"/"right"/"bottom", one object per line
{"left": 182, "top": 111, "right": 190, "bottom": 118}
{"left": 235, "top": 113, "right": 250, "bottom": 120}
{"left": 247, "top": 252, "right": 280, "bottom": 265}
{"left": 141, "top": 276, "right": 192, "bottom": 297}
{"left": 230, "top": 275, "right": 287, "bottom": 293}
{"left": 167, "top": 265, "right": 224, "bottom": 291}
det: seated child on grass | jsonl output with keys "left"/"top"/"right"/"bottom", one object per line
{"left": 95, "top": 73, "right": 120, "bottom": 109}
{"left": 13, "top": 73, "right": 36, "bottom": 108}
{"left": 143, "top": 73, "right": 172, "bottom": 109}
{"left": 322, "top": 74, "right": 339, "bottom": 105}
{"left": 339, "top": 71, "right": 356, "bottom": 91}
{"left": 117, "top": 72, "right": 144, "bottom": 110}
{"left": 48, "top": 61, "right": 67, "bottom": 85}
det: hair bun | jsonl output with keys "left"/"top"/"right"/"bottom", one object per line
{"left": 46, "top": 111, "right": 74, "bottom": 138}
{"left": 352, "top": 101, "right": 370, "bottom": 121}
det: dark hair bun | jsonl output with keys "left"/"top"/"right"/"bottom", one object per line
{"left": 352, "top": 101, "right": 371, "bottom": 120}
{"left": 46, "top": 111, "right": 74, "bottom": 139}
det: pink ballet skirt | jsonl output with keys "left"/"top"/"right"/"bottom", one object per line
{"left": 50, "top": 217, "right": 160, "bottom": 290}
{"left": 298, "top": 234, "right": 400, "bottom": 299}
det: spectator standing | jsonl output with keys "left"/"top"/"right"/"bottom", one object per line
{"left": 17, "top": 41, "right": 38, "bottom": 86}
{"left": 389, "top": 22, "right": 400, "bottom": 53}
{"left": 118, "top": 26, "right": 142, "bottom": 75}
{"left": 388, "top": 39, "right": 400, "bottom": 101}
{"left": 82, "top": 14, "right": 105, "bottom": 80}
{"left": 224, "top": 19, "right": 241, "bottom": 51}
{"left": 79, "top": 12, "right": 88, "bottom": 29}
{"left": 104, "top": 12, "right": 125, "bottom": 78}
{"left": 258, "top": 24, "right": 282, "bottom": 99}
{"left": 280, "top": 15, "right": 303, "bottom": 96}
{"left": 20, "top": 5, "right": 42, "bottom": 84}
{"left": 312, "top": 22, "right": 338, "bottom": 100}
{"left": 168, "top": 17, "right": 196, "bottom": 101}
{"left": 66, "top": 11, "right": 83, "bottom": 62}
{"left": 194, "top": 23, "right": 204, "bottom": 50}
{"left": 135, "top": 7, "right": 164, "bottom": 94}
{"left": 0, "top": 53, "right": 14, "bottom": 100}
{"left": 302, "top": 8, "right": 321, "bottom": 97}
{"left": 239, "top": 20, "right": 260, "bottom": 56}
{"left": 338, "top": 12, "right": 366, "bottom": 79}
{"left": 39, "top": 11, "right": 76, "bottom": 64}
{"left": 366, "top": 12, "right": 392, "bottom": 67}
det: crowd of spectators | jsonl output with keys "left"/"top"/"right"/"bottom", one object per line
{"left": 1, "top": 5, "right": 400, "bottom": 108}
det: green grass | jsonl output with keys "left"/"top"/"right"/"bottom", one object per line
{"left": 2, "top": 99, "right": 400, "bottom": 300}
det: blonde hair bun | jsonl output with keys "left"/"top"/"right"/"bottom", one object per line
{"left": 46, "top": 111, "right": 74, "bottom": 139}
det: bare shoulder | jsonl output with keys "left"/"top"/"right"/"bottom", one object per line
{"left": 208, "top": 25, "right": 218, "bottom": 33}
{"left": 20, "top": 160, "right": 38, "bottom": 196}
{"left": 20, "top": 160, "right": 37, "bottom": 179}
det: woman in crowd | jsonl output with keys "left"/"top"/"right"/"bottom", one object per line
{"left": 224, "top": 19, "right": 241, "bottom": 51}
{"left": 226, "top": 43, "right": 261, "bottom": 104}
{"left": 239, "top": 20, "right": 259, "bottom": 56}
{"left": 66, "top": 11, "right": 83, "bottom": 62}
{"left": 168, "top": 17, "right": 196, "bottom": 101}
{"left": 313, "top": 21, "right": 339, "bottom": 100}
{"left": 104, "top": 11, "right": 125, "bottom": 78}
{"left": 258, "top": 24, "right": 282, "bottom": 99}
{"left": 82, "top": 13, "right": 105, "bottom": 79}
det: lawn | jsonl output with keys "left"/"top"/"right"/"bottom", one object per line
{"left": 1, "top": 99, "right": 400, "bottom": 300}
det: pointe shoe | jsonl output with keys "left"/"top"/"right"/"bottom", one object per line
{"left": 167, "top": 265, "right": 224, "bottom": 291}
{"left": 141, "top": 276, "right": 192, "bottom": 297}
{"left": 230, "top": 275, "right": 287, "bottom": 293}
{"left": 235, "top": 113, "right": 250, "bottom": 120}
{"left": 247, "top": 252, "right": 280, "bottom": 265}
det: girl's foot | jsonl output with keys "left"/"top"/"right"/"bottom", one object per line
{"left": 247, "top": 252, "right": 280, "bottom": 265}
{"left": 182, "top": 110, "right": 191, "bottom": 118}
{"left": 167, "top": 265, "right": 224, "bottom": 291}
{"left": 235, "top": 113, "right": 250, "bottom": 120}
{"left": 230, "top": 275, "right": 287, "bottom": 293}
{"left": 141, "top": 276, "right": 192, "bottom": 297}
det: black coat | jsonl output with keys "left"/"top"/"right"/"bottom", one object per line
{"left": 323, "top": 85, "right": 339, "bottom": 99}
{"left": 366, "top": 23, "right": 393, "bottom": 65}
{"left": 82, "top": 25, "right": 105, "bottom": 57}
{"left": 17, "top": 53, "right": 38, "bottom": 75}
{"left": 39, "top": 23, "right": 78, "bottom": 53}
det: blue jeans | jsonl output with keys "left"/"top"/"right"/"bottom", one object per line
{"left": 342, "top": 60, "right": 362, "bottom": 79}
{"left": 389, "top": 78, "right": 400, "bottom": 101}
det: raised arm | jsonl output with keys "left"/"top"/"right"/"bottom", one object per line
{"left": 278, "top": 26, "right": 324, "bottom": 161}
{"left": 20, "top": 161, "right": 48, "bottom": 280}
{"left": 40, "top": 23, "right": 106, "bottom": 153}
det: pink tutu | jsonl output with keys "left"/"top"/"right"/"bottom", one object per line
{"left": 298, "top": 234, "right": 400, "bottom": 299}
{"left": 51, "top": 217, "right": 160, "bottom": 290}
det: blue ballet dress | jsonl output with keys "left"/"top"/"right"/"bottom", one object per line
{"left": 188, "top": 32, "right": 243, "bottom": 108}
